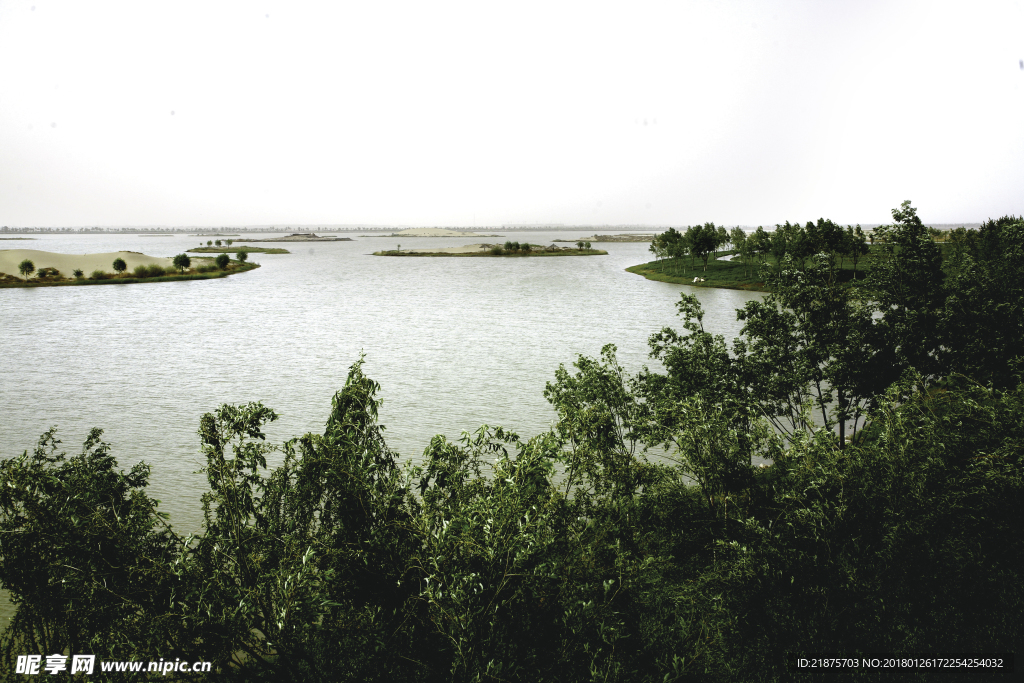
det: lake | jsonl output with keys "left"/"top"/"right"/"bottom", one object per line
{"left": 0, "top": 231, "right": 763, "bottom": 534}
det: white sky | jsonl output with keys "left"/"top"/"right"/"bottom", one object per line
{"left": 1, "top": 1, "right": 1022, "bottom": 228}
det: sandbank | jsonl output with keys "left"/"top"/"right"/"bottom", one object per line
{"left": 236, "top": 233, "right": 351, "bottom": 242}
{"left": 0, "top": 249, "right": 175, "bottom": 277}
{"left": 389, "top": 228, "right": 498, "bottom": 237}
{"left": 402, "top": 243, "right": 491, "bottom": 254}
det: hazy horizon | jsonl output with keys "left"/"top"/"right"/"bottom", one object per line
{"left": 2, "top": 1, "right": 1022, "bottom": 228}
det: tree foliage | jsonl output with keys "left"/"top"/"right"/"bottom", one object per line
{"left": 1, "top": 203, "right": 1021, "bottom": 682}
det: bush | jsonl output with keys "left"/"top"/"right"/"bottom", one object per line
{"left": 237, "top": 251, "right": 248, "bottom": 263}
{"left": 207, "top": 240, "right": 213, "bottom": 246}
{"left": 89, "top": 270, "right": 109, "bottom": 280}
{"left": 214, "top": 240, "right": 221, "bottom": 246}
{"left": 215, "top": 253, "right": 230, "bottom": 269}
{"left": 491, "top": 246, "right": 504, "bottom": 255}
{"left": 196, "top": 265, "right": 215, "bottom": 273}
{"left": 17, "top": 259, "right": 34, "bottom": 278}
{"left": 132, "top": 264, "right": 165, "bottom": 278}
{"left": 36, "top": 267, "right": 62, "bottom": 279}
{"left": 521, "top": 242, "right": 532, "bottom": 253}
{"left": 72, "top": 269, "right": 84, "bottom": 279}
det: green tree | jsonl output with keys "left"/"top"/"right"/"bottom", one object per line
{"left": 844, "top": 224, "right": 870, "bottom": 278}
{"left": 17, "top": 259, "right": 34, "bottom": 278}
{"left": 0, "top": 428, "right": 183, "bottom": 664}
{"left": 688, "top": 223, "right": 719, "bottom": 271}
{"left": 172, "top": 253, "right": 191, "bottom": 272}
{"left": 237, "top": 250, "right": 248, "bottom": 263}
{"left": 865, "top": 200, "right": 945, "bottom": 388}
{"left": 730, "top": 226, "right": 749, "bottom": 276}
{"left": 207, "top": 240, "right": 213, "bottom": 246}
{"left": 112, "top": 257, "right": 127, "bottom": 275}
{"left": 215, "top": 239, "right": 222, "bottom": 246}
{"left": 750, "top": 226, "right": 772, "bottom": 269}
{"left": 215, "top": 253, "right": 230, "bottom": 269}
{"left": 715, "top": 225, "right": 728, "bottom": 258}
{"left": 939, "top": 215, "right": 1024, "bottom": 389}
{"left": 72, "top": 268, "right": 84, "bottom": 279}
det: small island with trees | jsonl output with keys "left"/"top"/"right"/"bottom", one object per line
{"left": 629, "top": 220, "right": 879, "bottom": 291}
{"left": 0, "top": 249, "right": 259, "bottom": 287}
{"left": 374, "top": 240, "right": 607, "bottom": 257}
{"left": 188, "top": 239, "right": 290, "bottom": 254}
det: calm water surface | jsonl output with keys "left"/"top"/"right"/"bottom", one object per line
{"left": 1, "top": 231, "right": 763, "bottom": 534}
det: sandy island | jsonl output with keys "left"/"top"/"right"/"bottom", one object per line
{"left": 0, "top": 249, "right": 176, "bottom": 277}
{"left": 387, "top": 228, "right": 501, "bottom": 237}
{"left": 398, "top": 243, "right": 491, "bottom": 254}
{"left": 235, "top": 233, "right": 351, "bottom": 242}
{"left": 376, "top": 243, "right": 607, "bottom": 256}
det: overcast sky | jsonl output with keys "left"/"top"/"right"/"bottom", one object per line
{"left": 1, "top": 1, "right": 1022, "bottom": 228}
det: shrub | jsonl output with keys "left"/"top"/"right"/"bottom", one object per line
{"left": 207, "top": 240, "right": 213, "bottom": 246}
{"left": 215, "top": 253, "right": 230, "bottom": 269}
{"left": 112, "top": 258, "right": 127, "bottom": 275}
{"left": 36, "top": 267, "right": 62, "bottom": 279}
{"left": 17, "top": 259, "right": 34, "bottom": 278}
{"left": 196, "top": 265, "right": 215, "bottom": 273}
{"left": 521, "top": 242, "right": 532, "bottom": 253}
{"left": 504, "top": 240, "right": 515, "bottom": 251}
{"left": 73, "top": 269, "right": 84, "bottom": 279}
{"left": 89, "top": 270, "right": 108, "bottom": 280}
{"left": 237, "top": 251, "right": 248, "bottom": 263}
{"left": 490, "top": 246, "right": 504, "bottom": 255}
{"left": 215, "top": 240, "right": 222, "bottom": 246}
{"left": 132, "top": 264, "right": 165, "bottom": 278}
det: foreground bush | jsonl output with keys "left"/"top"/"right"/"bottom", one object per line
{"left": 133, "top": 264, "right": 167, "bottom": 278}
{"left": 1, "top": 358, "right": 1019, "bottom": 682}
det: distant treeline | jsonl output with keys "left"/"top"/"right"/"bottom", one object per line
{"left": 1, "top": 202, "right": 1021, "bottom": 682}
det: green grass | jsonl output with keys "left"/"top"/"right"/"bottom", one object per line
{"left": 0, "top": 262, "right": 261, "bottom": 288}
{"left": 627, "top": 250, "right": 875, "bottom": 291}
{"left": 188, "top": 246, "right": 290, "bottom": 254}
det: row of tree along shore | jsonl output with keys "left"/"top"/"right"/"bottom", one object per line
{"left": 634, "top": 206, "right": 984, "bottom": 291}
{"left": 1, "top": 202, "right": 1021, "bottom": 681}
{"left": 3, "top": 252, "right": 254, "bottom": 287}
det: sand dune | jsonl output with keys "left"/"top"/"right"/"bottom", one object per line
{"left": 403, "top": 243, "right": 491, "bottom": 254}
{"left": 0, "top": 249, "right": 176, "bottom": 277}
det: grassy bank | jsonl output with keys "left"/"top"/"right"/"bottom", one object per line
{"left": 188, "top": 246, "right": 290, "bottom": 254}
{"left": 628, "top": 250, "right": 875, "bottom": 291}
{"left": 374, "top": 248, "right": 608, "bottom": 257}
{"left": 0, "top": 261, "right": 260, "bottom": 288}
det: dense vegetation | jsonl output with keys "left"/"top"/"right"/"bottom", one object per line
{"left": 1, "top": 203, "right": 1021, "bottom": 681}
{"left": 634, "top": 216, "right": 877, "bottom": 289}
